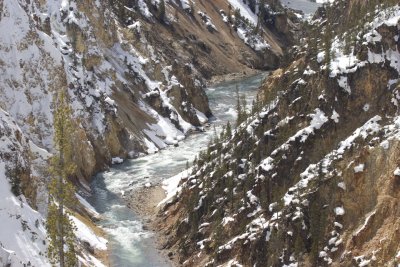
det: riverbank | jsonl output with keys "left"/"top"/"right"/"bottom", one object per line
{"left": 89, "top": 71, "right": 267, "bottom": 267}
{"left": 208, "top": 69, "right": 262, "bottom": 86}
{"left": 125, "top": 184, "right": 180, "bottom": 266}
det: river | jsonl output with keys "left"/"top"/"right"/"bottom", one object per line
{"left": 86, "top": 73, "right": 267, "bottom": 266}
{"left": 280, "top": 0, "right": 321, "bottom": 14}
{"left": 84, "top": 2, "right": 322, "bottom": 265}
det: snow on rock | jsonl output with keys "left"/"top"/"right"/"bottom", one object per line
{"left": 78, "top": 254, "right": 106, "bottom": 267}
{"left": 334, "top": 206, "right": 345, "bottom": 216}
{"left": 337, "top": 182, "right": 346, "bottom": 190}
{"left": 334, "top": 222, "right": 343, "bottom": 229}
{"left": 159, "top": 168, "right": 192, "bottom": 206}
{"left": 316, "top": 0, "right": 335, "bottom": 3}
{"left": 227, "top": 0, "right": 258, "bottom": 25}
{"left": 76, "top": 194, "right": 100, "bottom": 219}
{"left": 394, "top": 167, "right": 400, "bottom": 176}
{"left": 353, "top": 210, "right": 376, "bottom": 237}
{"left": 70, "top": 216, "right": 108, "bottom": 251}
{"left": 380, "top": 140, "right": 390, "bottom": 149}
{"left": 138, "top": 0, "right": 153, "bottom": 18}
{"left": 226, "top": 259, "right": 244, "bottom": 267}
{"left": 317, "top": 51, "right": 326, "bottom": 63}
{"left": 0, "top": 162, "right": 50, "bottom": 267}
{"left": 354, "top": 164, "right": 365, "bottom": 173}
{"left": 195, "top": 109, "right": 208, "bottom": 124}
{"left": 260, "top": 157, "right": 274, "bottom": 172}
{"left": 354, "top": 255, "right": 371, "bottom": 267}
{"left": 222, "top": 217, "right": 235, "bottom": 226}
{"left": 331, "top": 110, "right": 340, "bottom": 123}
{"left": 198, "top": 11, "right": 218, "bottom": 31}
{"left": 290, "top": 108, "right": 328, "bottom": 143}
{"left": 112, "top": 157, "right": 124, "bottom": 164}
{"left": 178, "top": 0, "right": 193, "bottom": 11}
{"left": 236, "top": 26, "right": 270, "bottom": 51}
{"left": 337, "top": 76, "right": 351, "bottom": 93}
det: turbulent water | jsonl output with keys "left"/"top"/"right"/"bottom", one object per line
{"left": 280, "top": 0, "right": 321, "bottom": 14}
{"left": 86, "top": 73, "right": 267, "bottom": 267}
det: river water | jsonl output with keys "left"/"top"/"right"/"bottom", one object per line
{"left": 86, "top": 73, "right": 267, "bottom": 267}
{"left": 280, "top": 0, "right": 321, "bottom": 14}
{"left": 84, "top": 2, "right": 321, "bottom": 266}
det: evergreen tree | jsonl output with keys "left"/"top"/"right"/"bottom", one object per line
{"left": 324, "top": 6, "right": 333, "bottom": 76}
{"left": 46, "top": 91, "right": 77, "bottom": 267}
{"left": 185, "top": 160, "right": 189, "bottom": 170}
{"left": 235, "top": 85, "right": 243, "bottom": 127}
{"left": 254, "top": 13, "right": 261, "bottom": 34}
{"left": 212, "top": 126, "right": 219, "bottom": 143}
{"left": 9, "top": 155, "right": 22, "bottom": 196}
{"left": 240, "top": 94, "right": 247, "bottom": 121}
{"left": 258, "top": 0, "right": 267, "bottom": 27}
{"left": 228, "top": 4, "right": 233, "bottom": 24}
{"left": 235, "top": 85, "right": 248, "bottom": 126}
{"left": 219, "top": 125, "right": 226, "bottom": 140}
{"left": 158, "top": 0, "right": 166, "bottom": 22}
{"left": 225, "top": 121, "right": 232, "bottom": 139}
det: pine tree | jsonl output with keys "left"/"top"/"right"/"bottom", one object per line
{"left": 240, "top": 94, "right": 247, "bottom": 122}
{"left": 257, "top": 0, "right": 267, "bottom": 30}
{"left": 228, "top": 4, "right": 233, "bottom": 24}
{"left": 324, "top": 6, "right": 333, "bottom": 76}
{"left": 9, "top": 155, "right": 22, "bottom": 196}
{"left": 158, "top": 0, "right": 166, "bottom": 22}
{"left": 225, "top": 121, "right": 232, "bottom": 139}
{"left": 235, "top": 85, "right": 243, "bottom": 127}
{"left": 254, "top": 14, "right": 261, "bottom": 34}
{"left": 46, "top": 90, "right": 77, "bottom": 267}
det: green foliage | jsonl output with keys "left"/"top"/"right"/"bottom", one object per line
{"left": 158, "top": 0, "right": 166, "bottom": 22}
{"left": 257, "top": 0, "right": 267, "bottom": 27}
{"left": 46, "top": 90, "right": 78, "bottom": 267}
{"left": 251, "top": 94, "right": 261, "bottom": 115}
{"left": 233, "top": 8, "right": 241, "bottom": 29}
{"left": 235, "top": 85, "right": 248, "bottom": 127}
{"left": 309, "top": 194, "right": 328, "bottom": 264}
{"left": 225, "top": 121, "right": 232, "bottom": 139}
{"left": 8, "top": 156, "right": 23, "bottom": 196}
{"left": 323, "top": 9, "right": 333, "bottom": 76}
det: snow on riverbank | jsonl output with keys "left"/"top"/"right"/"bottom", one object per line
{"left": 70, "top": 216, "right": 108, "bottom": 251}
{"left": 158, "top": 168, "right": 192, "bottom": 206}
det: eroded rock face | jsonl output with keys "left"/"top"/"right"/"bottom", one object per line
{"left": 158, "top": 2, "right": 400, "bottom": 266}
{"left": 0, "top": 0, "right": 294, "bottom": 189}
{"left": 0, "top": 0, "right": 296, "bottom": 265}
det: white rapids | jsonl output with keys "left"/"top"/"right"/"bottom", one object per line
{"left": 85, "top": 73, "right": 267, "bottom": 266}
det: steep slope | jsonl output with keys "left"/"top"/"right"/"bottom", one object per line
{"left": 0, "top": 0, "right": 296, "bottom": 187}
{"left": 0, "top": 0, "right": 296, "bottom": 265}
{"left": 158, "top": 1, "right": 400, "bottom": 266}
{"left": 0, "top": 109, "right": 108, "bottom": 267}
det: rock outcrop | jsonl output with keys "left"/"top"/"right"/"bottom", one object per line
{"left": 158, "top": 1, "right": 400, "bottom": 266}
{"left": 0, "top": 0, "right": 296, "bottom": 265}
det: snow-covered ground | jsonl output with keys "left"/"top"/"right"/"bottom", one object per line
{"left": 0, "top": 162, "right": 50, "bottom": 267}
{"left": 227, "top": 0, "right": 258, "bottom": 25}
{"left": 158, "top": 168, "right": 192, "bottom": 206}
